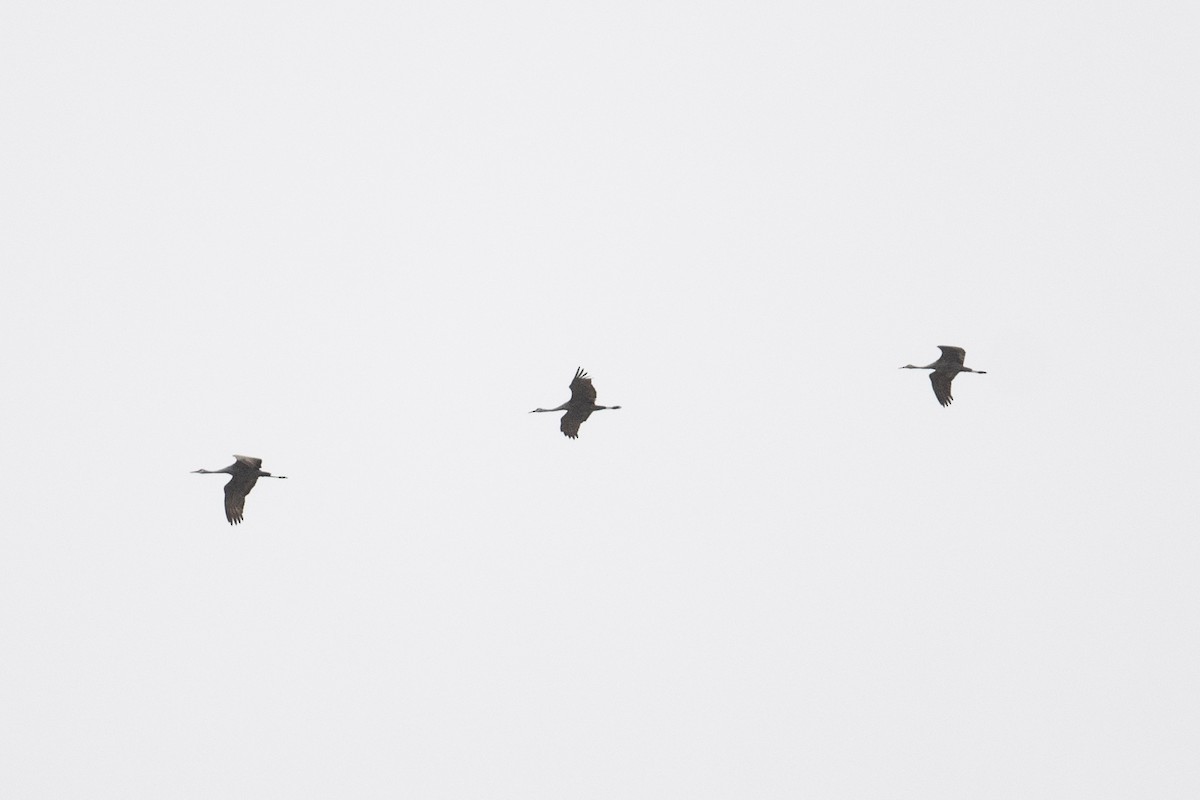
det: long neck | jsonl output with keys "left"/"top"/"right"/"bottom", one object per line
{"left": 531, "top": 402, "right": 569, "bottom": 413}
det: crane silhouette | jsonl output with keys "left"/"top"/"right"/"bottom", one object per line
{"left": 531, "top": 367, "right": 622, "bottom": 438}
{"left": 192, "top": 455, "right": 287, "bottom": 524}
{"left": 901, "top": 346, "right": 987, "bottom": 407}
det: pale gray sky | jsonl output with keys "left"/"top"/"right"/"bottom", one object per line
{"left": 3, "top": 1, "right": 1199, "bottom": 797}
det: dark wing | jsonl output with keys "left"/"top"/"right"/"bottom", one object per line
{"left": 930, "top": 370, "right": 956, "bottom": 407}
{"left": 568, "top": 368, "right": 597, "bottom": 405}
{"left": 936, "top": 346, "right": 966, "bottom": 367}
{"left": 223, "top": 474, "right": 260, "bottom": 525}
{"left": 560, "top": 408, "right": 595, "bottom": 439}
{"left": 233, "top": 454, "right": 263, "bottom": 470}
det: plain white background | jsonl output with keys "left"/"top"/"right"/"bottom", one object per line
{"left": 2, "top": 1, "right": 1198, "bottom": 797}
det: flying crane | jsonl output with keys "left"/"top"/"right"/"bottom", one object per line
{"left": 531, "top": 368, "right": 622, "bottom": 438}
{"left": 901, "top": 346, "right": 987, "bottom": 407}
{"left": 192, "top": 455, "right": 287, "bottom": 524}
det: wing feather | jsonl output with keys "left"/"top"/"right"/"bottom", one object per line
{"left": 223, "top": 474, "right": 259, "bottom": 525}
{"left": 568, "top": 368, "right": 597, "bottom": 405}
{"left": 936, "top": 346, "right": 966, "bottom": 367}
{"left": 560, "top": 408, "right": 594, "bottom": 439}
{"left": 929, "top": 370, "right": 956, "bottom": 407}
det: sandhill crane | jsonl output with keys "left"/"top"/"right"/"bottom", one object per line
{"left": 901, "top": 346, "right": 987, "bottom": 407}
{"left": 192, "top": 455, "right": 287, "bottom": 525}
{"left": 531, "top": 367, "right": 622, "bottom": 439}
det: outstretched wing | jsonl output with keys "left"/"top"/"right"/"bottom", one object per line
{"left": 560, "top": 408, "right": 595, "bottom": 439}
{"left": 929, "top": 370, "right": 956, "bottom": 407}
{"left": 223, "top": 474, "right": 260, "bottom": 525}
{"left": 568, "top": 368, "right": 597, "bottom": 405}
{"left": 233, "top": 455, "right": 263, "bottom": 470}
{"left": 936, "top": 346, "right": 966, "bottom": 367}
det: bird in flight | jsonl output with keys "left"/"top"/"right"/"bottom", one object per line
{"left": 192, "top": 455, "right": 287, "bottom": 524}
{"left": 901, "top": 346, "right": 987, "bottom": 406}
{"left": 531, "top": 367, "right": 622, "bottom": 438}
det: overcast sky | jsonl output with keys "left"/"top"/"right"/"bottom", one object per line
{"left": 3, "top": 1, "right": 1199, "bottom": 797}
